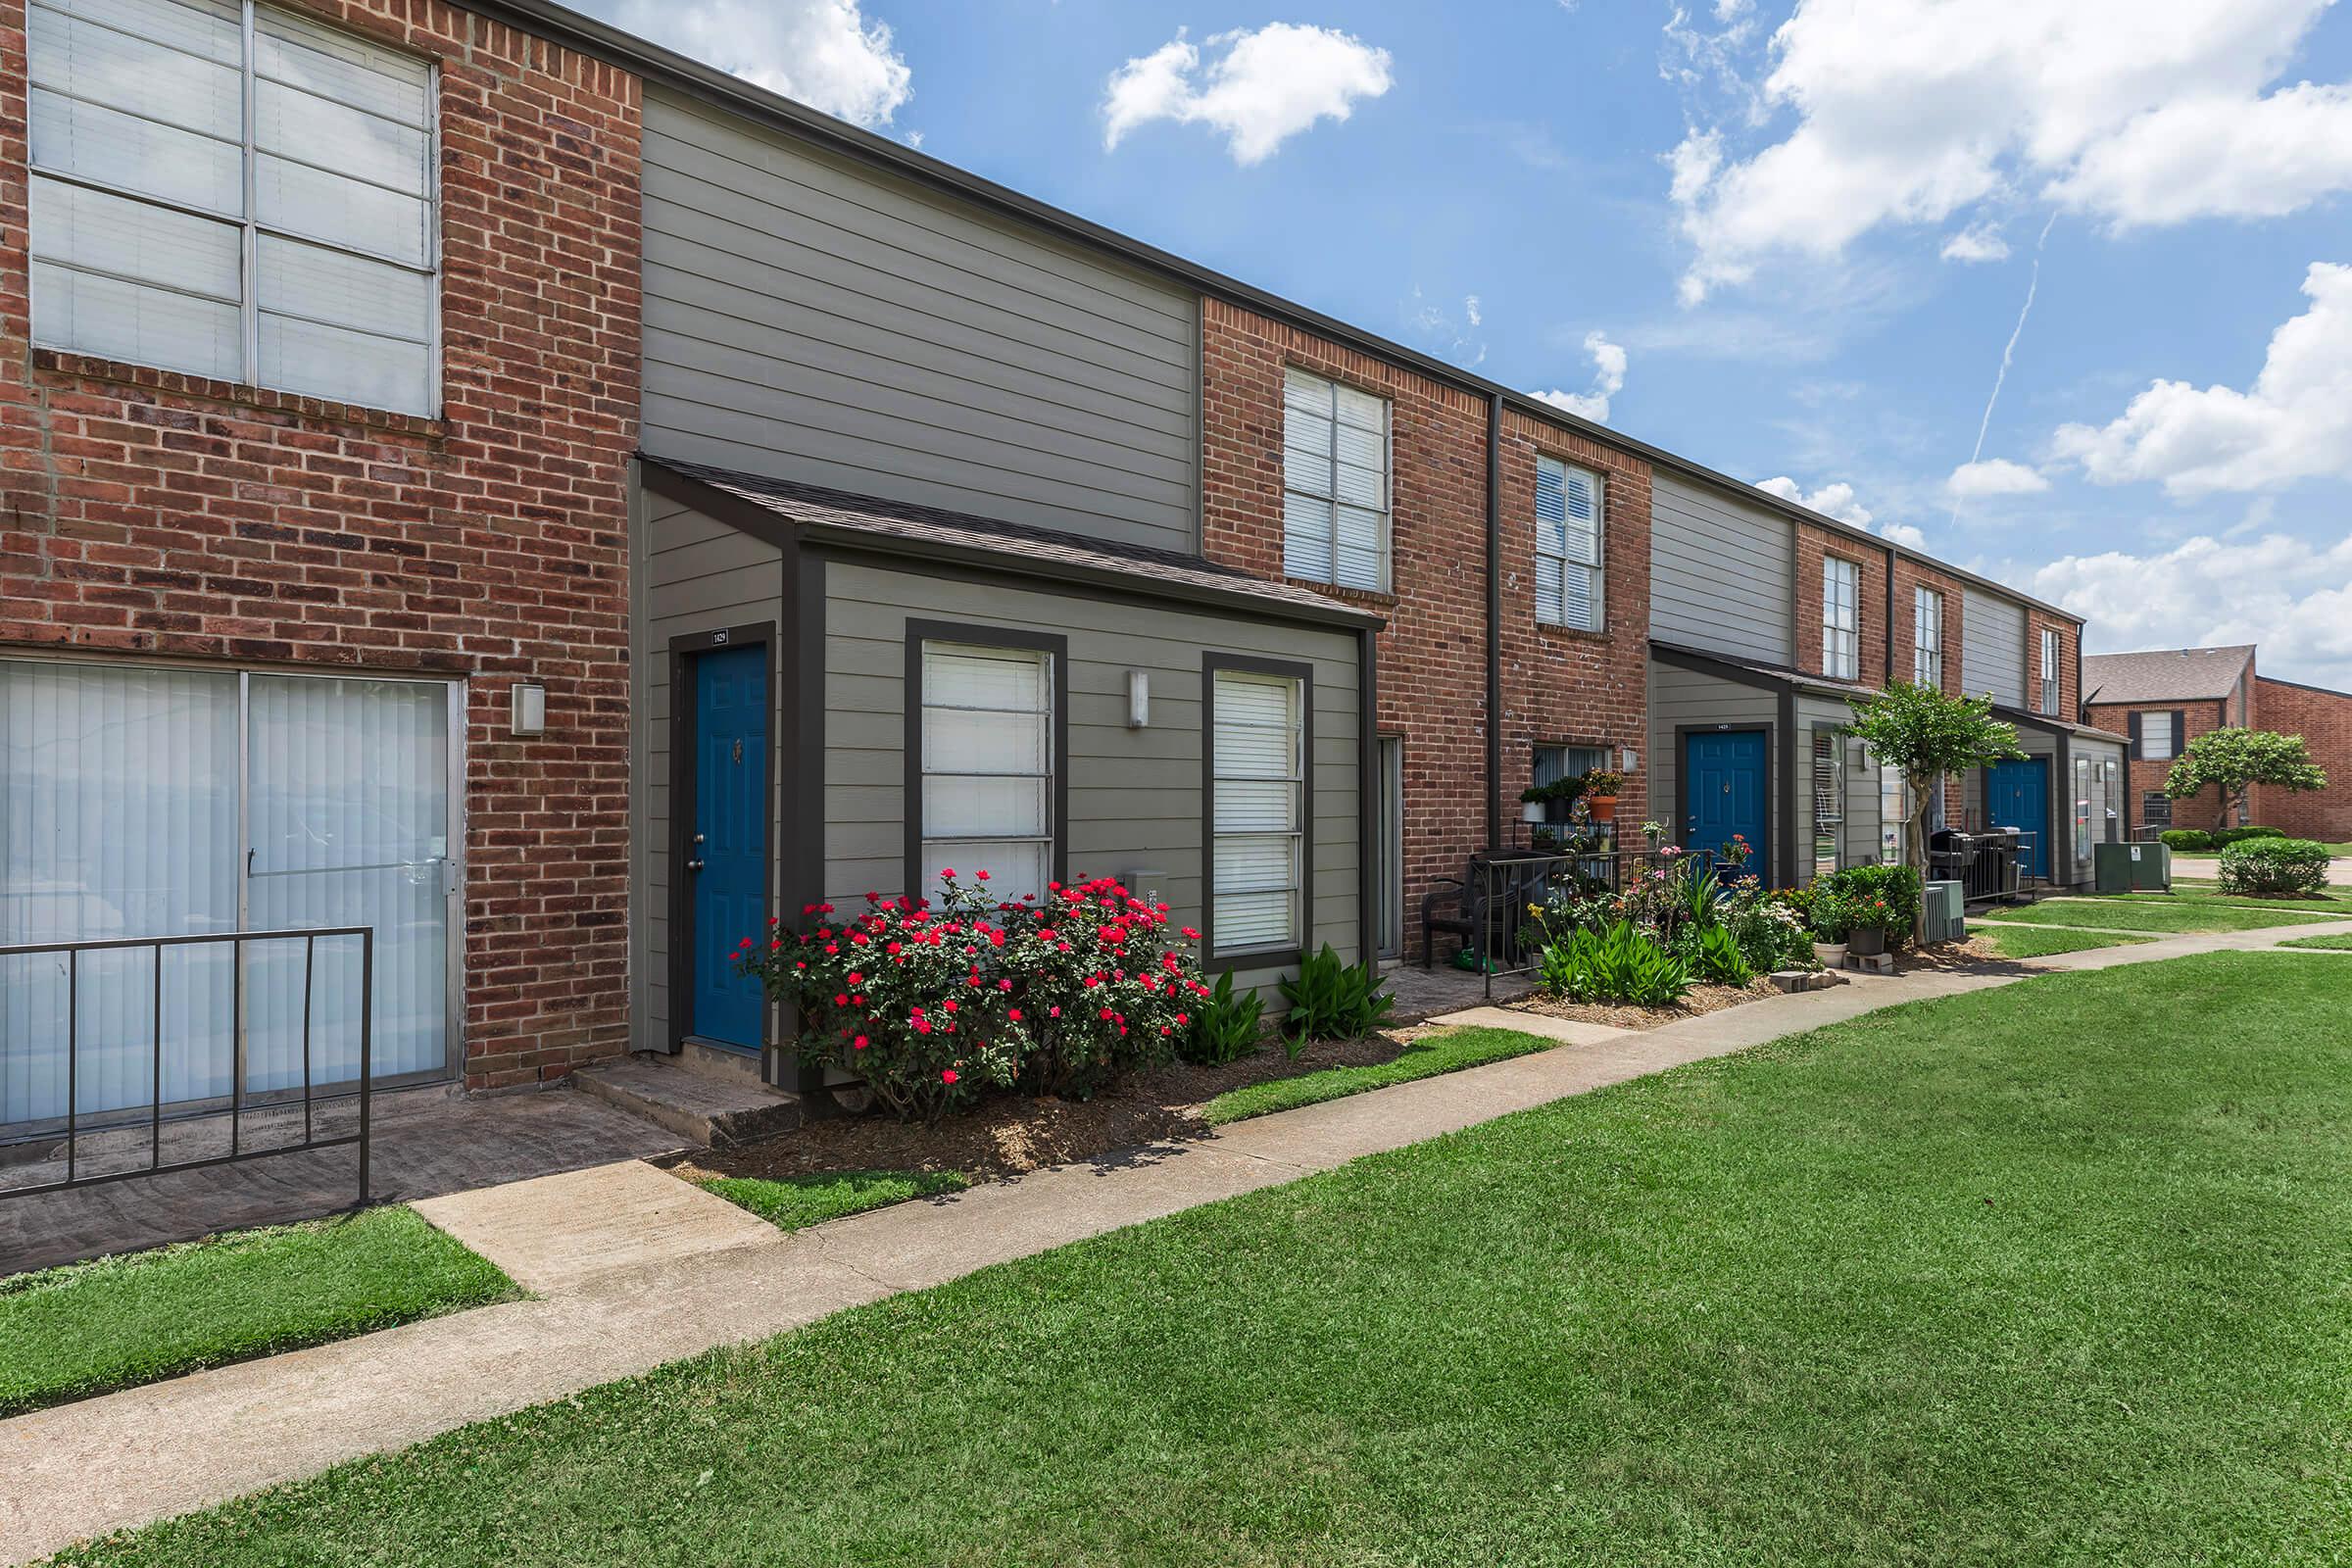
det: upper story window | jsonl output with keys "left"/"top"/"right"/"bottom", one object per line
{"left": 1822, "top": 557, "right": 1860, "bottom": 680}
{"left": 1535, "top": 457, "right": 1604, "bottom": 631}
{"left": 2141, "top": 710, "right": 2176, "bottom": 761}
{"left": 27, "top": 0, "right": 438, "bottom": 416}
{"left": 1913, "top": 586, "right": 1944, "bottom": 689}
{"left": 1282, "top": 368, "right": 1389, "bottom": 593}
{"left": 2039, "top": 627, "right": 2062, "bottom": 714}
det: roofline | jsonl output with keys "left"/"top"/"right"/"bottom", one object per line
{"left": 641, "top": 458, "right": 1385, "bottom": 632}
{"left": 469, "top": 0, "right": 2084, "bottom": 629}
{"left": 2254, "top": 672, "right": 2352, "bottom": 701}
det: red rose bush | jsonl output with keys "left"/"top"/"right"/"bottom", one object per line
{"left": 737, "top": 871, "right": 1210, "bottom": 1123}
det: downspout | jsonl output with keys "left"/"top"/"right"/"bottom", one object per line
{"left": 1486, "top": 392, "right": 1502, "bottom": 850}
{"left": 1883, "top": 553, "right": 1896, "bottom": 686}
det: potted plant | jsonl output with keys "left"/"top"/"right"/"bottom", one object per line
{"left": 1520, "top": 774, "right": 1586, "bottom": 823}
{"left": 1848, "top": 896, "right": 1895, "bottom": 957}
{"left": 1809, "top": 888, "right": 1853, "bottom": 967}
{"left": 1641, "top": 820, "right": 1665, "bottom": 849}
{"left": 1580, "top": 769, "right": 1623, "bottom": 823}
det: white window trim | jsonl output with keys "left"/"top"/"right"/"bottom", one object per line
{"left": 1281, "top": 368, "right": 1392, "bottom": 593}
{"left": 916, "top": 639, "right": 1057, "bottom": 902}
{"left": 1207, "top": 662, "right": 1307, "bottom": 959}
{"left": 1534, "top": 456, "right": 1605, "bottom": 632}
{"left": 1823, "top": 557, "right": 1860, "bottom": 680}
{"left": 2039, "top": 627, "right": 2062, "bottom": 715}
{"left": 1914, "top": 586, "right": 1943, "bottom": 689}
{"left": 24, "top": 0, "right": 442, "bottom": 416}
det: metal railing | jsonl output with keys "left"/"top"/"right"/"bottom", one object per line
{"left": 0, "top": 926, "right": 372, "bottom": 1205}
{"left": 1451, "top": 848, "right": 1724, "bottom": 998}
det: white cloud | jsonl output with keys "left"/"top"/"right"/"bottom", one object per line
{"left": 1881, "top": 521, "right": 1931, "bottom": 549}
{"left": 1940, "top": 223, "right": 2012, "bottom": 264}
{"left": 1666, "top": 129, "right": 1724, "bottom": 208}
{"left": 1667, "top": 0, "right": 2348, "bottom": 301}
{"left": 1756, "top": 474, "right": 1874, "bottom": 527}
{"left": 2031, "top": 531, "right": 2352, "bottom": 689}
{"left": 2048, "top": 82, "right": 2352, "bottom": 226}
{"left": 2050, "top": 262, "right": 2352, "bottom": 495}
{"left": 1102, "top": 24, "right": 1393, "bottom": 165}
{"left": 599, "top": 0, "right": 910, "bottom": 126}
{"left": 1529, "top": 331, "right": 1628, "bottom": 424}
{"left": 1464, "top": 295, "right": 1483, "bottom": 329}
{"left": 1948, "top": 458, "right": 2050, "bottom": 496}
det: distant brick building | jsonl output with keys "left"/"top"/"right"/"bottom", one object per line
{"left": 2083, "top": 646, "right": 2352, "bottom": 841}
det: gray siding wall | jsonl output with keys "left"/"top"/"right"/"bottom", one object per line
{"left": 642, "top": 88, "right": 1201, "bottom": 555}
{"left": 1793, "top": 693, "right": 1880, "bottom": 873}
{"left": 631, "top": 492, "right": 786, "bottom": 1054}
{"left": 1650, "top": 473, "right": 1794, "bottom": 664}
{"left": 824, "top": 560, "right": 1361, "bottom": 998}
{"left": 1961, "top": 589, "right": 2028, "bottom": 708}
{"left": 1648, "top": 660, "right": 1780, "bottom": 867}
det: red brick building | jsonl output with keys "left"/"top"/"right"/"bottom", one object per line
{"left": 0, "top": 0, "right": 644, "bottom": 1091}
{"left": 2084, "top": 646, "right": 2352, "bottom": 840}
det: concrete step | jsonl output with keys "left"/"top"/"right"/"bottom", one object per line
{"left": 675, "top": 1038, "right": 765, "bottom": 1089}
{"left": 571, "top": 1055, "right": 801, "bottom": 1149}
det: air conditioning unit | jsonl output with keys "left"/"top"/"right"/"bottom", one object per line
{"left": 1923, "top": 880, "right": 1967, "bottom": 944}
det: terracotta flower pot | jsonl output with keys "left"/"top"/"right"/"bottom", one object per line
{"left": 1587, "top": 794, "right": 1618, "bottom": 823}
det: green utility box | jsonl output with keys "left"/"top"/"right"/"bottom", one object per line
{"left": 2095, "top": 841, "right": 2171, "bottom": 894}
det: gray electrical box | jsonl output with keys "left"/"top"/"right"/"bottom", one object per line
{"left": 1923, "top": 880, "right": 1967, "bottom": 943}
{"left": 2096, "top": 841, "right": 2170, "bottom": 893}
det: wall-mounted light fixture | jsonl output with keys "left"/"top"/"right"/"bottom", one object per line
{"left": 1127, "top": 669, "right": 1150, "bottom": 728}
{"left": 511, "top": 681, "right": 548, "bottom": 738}
{"left": 1620, "top": 747, "right": 1640, "bottom": 773}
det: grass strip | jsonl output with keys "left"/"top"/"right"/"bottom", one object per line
{"left": 1203, "top": 1025, "right": 1557, "bottom": 1125}
{"left": 1978, "top": 897, "right": 2338, "bottom": 934}
{"left": 700, "top": 1170, "right": 968, "bottom": 1231}
{"left": 1968, "top": 923, "right": 2156, "bottom": 958}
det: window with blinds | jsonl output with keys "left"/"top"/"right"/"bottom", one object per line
{"left": 27, "top": 0, "right": 438, "bottom": 415}
{"left": 1533, "top": 742, "right": 1607, "bottom": 824}
{"left": 2040, "top": 628, "right": 2062, "bottom": 714}
{"left": 919, "top": 642, "right": 1054, "bottom": 903}
{"left": 1812, "top": 728, "right": 1842, "bottom": 879}
{"left": 1535, "top": 457, "right": 1604, "bottom": 631}
{"left": 2141, "top": 710, "right": 2176, "bottom": 761}
{"left": 1210, "top": 667, "right": 1304, "bottom": 954}
{"left": 1822, "top": 557, "right": 1860, "bottom": 679}
{"left": 1914, "top": 586, "right": 1943, "bottom": 688}
{"left": 1282, "top": 368, "right": 1389, "bottom": 592}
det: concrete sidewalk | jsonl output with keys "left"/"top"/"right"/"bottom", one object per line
{"left": 5, "top": 920, "right": 2348, "bottom": 1563}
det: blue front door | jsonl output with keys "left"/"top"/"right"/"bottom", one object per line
{"left": 1987, "top": 758, "right": 2049, "bottom": 880}
{"left": 1685, "top": 729, "right": 1769, "bottom": 884}
{"left": 690, "top": 644, "right": 768, "bottom": 1051}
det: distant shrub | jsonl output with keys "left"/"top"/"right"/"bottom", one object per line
{"left": 2218, "top": 838, "right": 2330, "bottom": 897}
{"left": 2159, "top": 829, "right": 2215, "bottom": 853}
{"left": 2212, "top": 825, "right": 2286, "bottom": 849}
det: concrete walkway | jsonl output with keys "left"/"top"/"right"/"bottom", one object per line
{"left": 6, "top": 919, "right": 2352, "bottom": 1563}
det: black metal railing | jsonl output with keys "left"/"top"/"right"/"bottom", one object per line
{"left": 0, "top": 926, "right": 372, "bottom": 1205}
{"left": 1447, "top": 848, "right": 1724, "bottom": 998}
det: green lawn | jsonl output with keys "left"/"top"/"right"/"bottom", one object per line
{"left": 2279, "top": 934, "right": 2352, "bottom": 951}
{"left": 1203, "top": 1025, "right": 1558, "bottom": 1124}
{"left": 58, "top": 953, "right": 2352, "bottom": 1567}
{"left": 701, "top": 1169, "right": 968, "bottom": 1230}
{"left": 2121, "top": 887, "right": 2352, "bottom": 913}
{"left": 1967, "top": 922, "right": 2155, "bottom": 958}
{"left": 1979, "top": 896, "right": 2340, "bottom": 934}
{"left": 1, "top": 1206, "right": 514, "bottom": 1419}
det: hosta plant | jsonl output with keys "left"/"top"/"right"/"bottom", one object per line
{"left": 1539, "top": 919, "right": 1692, "bottom": 1007}
{"left": 1277, "top": 943, "right": 1395, "bottom": 1051}
{"left": 1184, "top": 969, "right": 1265, "bottom": 1066}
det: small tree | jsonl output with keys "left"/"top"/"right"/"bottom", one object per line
{"left": 2165, "top": 727, "right": 2327, "bottom": 826}
{"left": 1842, "top": 682, "right": 2026, "bottom": 943}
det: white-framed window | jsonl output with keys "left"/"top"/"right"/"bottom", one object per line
{"left": 1914, "top": 586, "right": 1943, "bottom": 689}
{"left": 2040, "top": 627, "right": 2062, "bottom": 714}
{"left": 27, "top": 0, "right": 439, "bottom": 415}
{"left": 2142, "top": 710, "right": 2176, "bottom": 762}
{"left": 1282, "top": 368, "right": 1389, "bottom": 592}
{"left": 1823, "top": 557, "right": 1860, "bottom": 680}
{"left": 919, "top": 642, "right": 1054, "bottom": 902}
{"left": 1535, "top": 457, "right": 1604, "bottom": 631}
{"left": 1533, "top": 743, "right": 1609, "bottom": 825}
{"left": 1209, "top": 666, "right": 1304, "bottom": 955}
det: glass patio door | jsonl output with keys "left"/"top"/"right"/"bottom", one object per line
{"left": 1, "top": 660, "right": 457, "bottom": 1131}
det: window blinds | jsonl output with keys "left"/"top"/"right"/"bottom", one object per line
{"left": 1211, "top": 669, "right": 1302, "bottom": 952}
{"left": 920, "top": 643, "right": 1053, "bottom": 902}
{"left": 1283, "top": 368, "right": 1389, "bottom": 592}
{"left": 1535, "top": 457, "right": 1603, "bottom": 630}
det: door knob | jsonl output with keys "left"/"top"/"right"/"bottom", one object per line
{"left": 693, "top": 832, "right": 706, "bottom": 846}
{"left": 687, "top": 858, "right": 706, "bottom": 872}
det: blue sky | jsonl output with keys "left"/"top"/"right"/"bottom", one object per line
{"left": 579, "top": 0, "right": 2352, "bottom": 688}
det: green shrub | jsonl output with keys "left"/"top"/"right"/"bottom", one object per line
{"left": 1722, "top": 887, "right": 1816, "bottom": 972}
{"left": 1278, "top": 944, "right": 1395, "bottom": 1050}
{"left": 1690, "top": 923, "right": 1755, "bottom": 987}
{"left": 1183, "top": 970, "right": 1264, "bottom": 1065}
{"left": 2217, "top": 837, "right": 2331, "bottom": 897}
{"left": 1807, "top": 888, "right": 1857, "bottom": 943}
{"left": 2212, "top": 825, "right": 2286, "bottom": 849}
{"left": 1818, "top": 863, "right": 1924, "bottom": 945}
{"left": 1539, "top": 920, "right": 1692, "bottom": 1007}
{"left": 2159, "top": 829, "right": 2215, "bottom": 853}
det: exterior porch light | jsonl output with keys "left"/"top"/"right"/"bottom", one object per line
{"left": 511, "top": 681, "right": 548, "bottom": 738}
{"left": 1620, "top": 747, "right": 1639, "bottom": 773}
{"left": 1127, "top": 668, "right": 1150, "bottom": 728}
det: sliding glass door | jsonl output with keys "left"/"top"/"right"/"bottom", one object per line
{"left": 0, "top": 660, "right": 460, "bottom": 1130}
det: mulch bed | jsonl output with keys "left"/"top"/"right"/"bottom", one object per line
{"left": 669, "top": 1025, "right": 1450, "bottom": 1188}
{"left": 1887, "top": 937, "right": 2013, "bottom": 971}
{"left": 1503, "top": 979, "right": 1779, "bottom": 1031}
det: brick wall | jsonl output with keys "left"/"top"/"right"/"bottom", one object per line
{"left": 2250, "top": 677, "right": 2352, "bottom": 841}
{"left": 2024, "top": 609, "right": 2079, "bottom": 719}
{"left": 1792, "top": 522, "right": 1886, "bottom": 683}
{"left": 1200, "top": 300, "right": 1650, "bottom": 957}
{"left": 0, "top": 1, "right": 644, "bottom": 1089}
{"left": 1890, "top": 560, "right": 1967, "bottom": 694}
{"left": 2086, "top": 699, "right": 2234, "bottom": 833}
